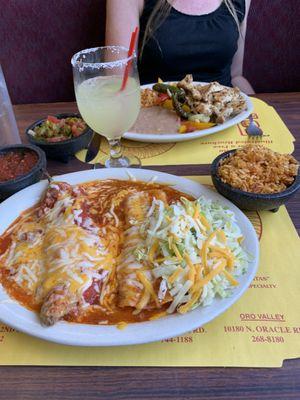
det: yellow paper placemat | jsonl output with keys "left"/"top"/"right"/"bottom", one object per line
{"left": 0, "top": 176, "right": 299, "bottom": 367}
{"left": 76, "top": 98, "right": 295, "bottom": 166}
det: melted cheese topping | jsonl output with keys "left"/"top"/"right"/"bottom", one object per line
{"left": 1, "top": 185, "right": 112, "bottom": 305}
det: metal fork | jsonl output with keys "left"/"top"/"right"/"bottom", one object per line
{"left": 43, "top": 170, "right": 53, "bottom": 182}
{"left": 246, "top": 114, "right": 263, "bottom": 137}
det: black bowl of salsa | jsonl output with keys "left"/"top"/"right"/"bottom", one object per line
{"left": 25, "top": 113, "right": 93, "bottom": 163}
{"left": 0, "top": 144, "right": 46, "bottom": 201}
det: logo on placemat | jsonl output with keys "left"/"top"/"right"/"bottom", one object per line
{"left": 99, "top": 138, "right": 176, "bottom": 159}
{"left": 237, "top": 113, "right": 269, "bottom": 138}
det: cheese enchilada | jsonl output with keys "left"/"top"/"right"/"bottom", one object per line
{"left": 0, "top": 179, "right": 249, "bottom": 326}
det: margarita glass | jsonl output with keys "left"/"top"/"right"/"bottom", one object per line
{"left": 72, "top": 46, "right": 141, "bottom": 167}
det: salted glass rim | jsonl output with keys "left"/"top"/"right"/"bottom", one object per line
{"left": 71, "top": 46, "right": 136, "bottom": 69}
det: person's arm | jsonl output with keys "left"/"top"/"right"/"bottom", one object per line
{"left": 105, "top": 0, "right": 144, "bottom": 49}
{"left": 231, "top": 0, "right": 254, "bottom": 94}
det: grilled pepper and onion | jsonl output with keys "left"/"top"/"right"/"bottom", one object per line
{"left": 152, "top": 81, "right": 215, "bottom": 133}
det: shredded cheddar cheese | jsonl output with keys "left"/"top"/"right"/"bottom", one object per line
{"left": 199, "top": 214, "right": 211, "bottom": 231}
{"left": 148, "top": 239, "right": 159, "bottom": 262}
{"left": 172, "top": 243, "right": 183, "bottom": 261}
{"left": 196, "top": 259, "right": 227, "bottom": 289}
{"left": 168, "top": 267, "right": 184, "bottom": 284}
{"left": 222, "top": 269, "right": 239, "bottom": 286}
{"left": 136, "top": 271, "right": 159, "bottom": 307}
{"left": 117, "top": 321, "right": 128, "bottom": 330}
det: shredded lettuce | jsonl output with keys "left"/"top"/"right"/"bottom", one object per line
{"left": 132, "top": 195, "right": 250, "bottom": 314}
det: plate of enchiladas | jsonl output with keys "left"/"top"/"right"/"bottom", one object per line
{"left": 0, "top": 169, "right": 259, "bottom": 346}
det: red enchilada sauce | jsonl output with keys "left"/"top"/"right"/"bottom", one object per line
{"left": 0, "top": 235, "right": 11, "bottom": 256}
{"left": 0, "top": 150, "right": 38, "bottom": 182}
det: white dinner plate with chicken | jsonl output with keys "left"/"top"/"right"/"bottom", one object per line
{"left": 124, "top": 76, "right": 253, "bottom": 143}
{"left": 0, "top": 169, "right": 259, "bottom": 346}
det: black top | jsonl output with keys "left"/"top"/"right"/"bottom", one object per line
{"left": 138, "top": 0, "right": 245, "bottom": 86}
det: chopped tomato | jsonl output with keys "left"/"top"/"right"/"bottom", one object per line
{"left": 156, "top": 93, "right": 169, "bottom": 104}
{"left": 71, "top": 125, "right": 81, "bottom": 137}
{"left": 47, "top": 115, "right": 60, "bottom": 124}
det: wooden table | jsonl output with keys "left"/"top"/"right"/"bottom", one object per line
{"left": 0, "top": 93, "right": 299, "bottom": 400}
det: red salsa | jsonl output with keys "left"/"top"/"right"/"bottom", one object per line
{"left": 0, "top": 150, "right": 38, "bottom": 182}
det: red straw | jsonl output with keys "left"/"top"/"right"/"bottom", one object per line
{"left": 120, "top": 27, "right": 139, "bottom": 91}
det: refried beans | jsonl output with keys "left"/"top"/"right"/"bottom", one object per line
{"left": 130, "top": 107, "right": 180, "bottom": 134}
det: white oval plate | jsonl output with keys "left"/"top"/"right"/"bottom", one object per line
{"left": 123, "top": 83, "right": 253, "bottom": 143}
{"left": 0, "top": 169, "right": 259, "bottom": 346}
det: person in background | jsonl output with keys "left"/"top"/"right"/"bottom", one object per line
{"left": 106, "top": 0, "right": 254, "bottom": 94}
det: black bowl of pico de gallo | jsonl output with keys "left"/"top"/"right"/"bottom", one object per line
{"left": 0, "top": 144, "right": 46, "bottom": 201}
{"left": 25, "top": 113, "right": 93, "bottom": 163}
